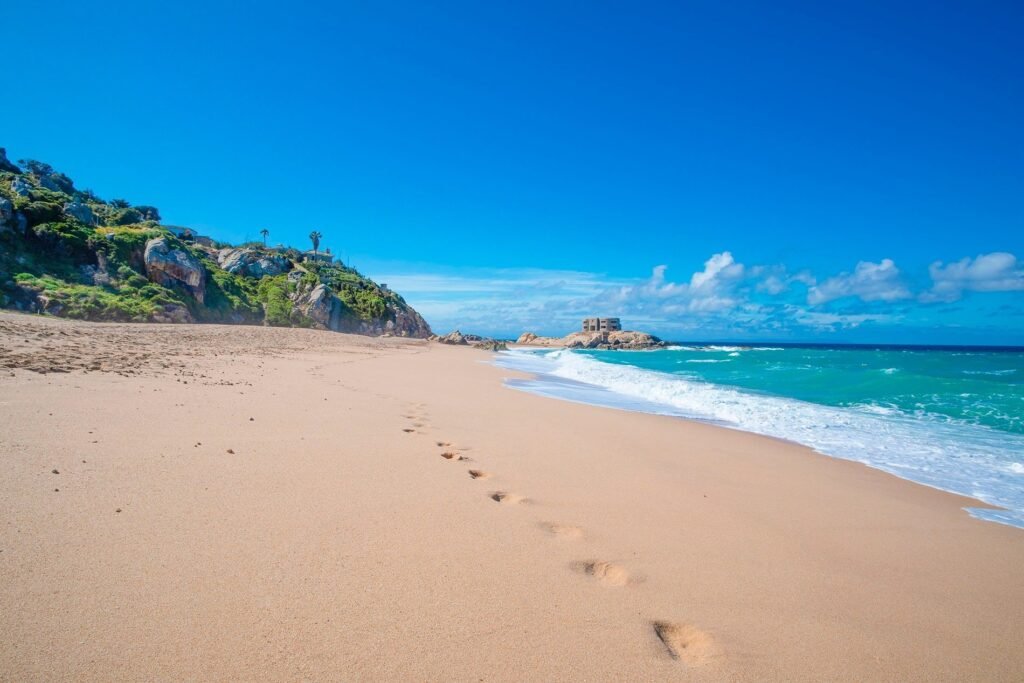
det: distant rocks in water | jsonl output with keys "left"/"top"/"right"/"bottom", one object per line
{"left": 517, "top": 329, "right": 664, "bottom": 350}
{"left": 143, "top": 237, "right": 207, "bottom": 304}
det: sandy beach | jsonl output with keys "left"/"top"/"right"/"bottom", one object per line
{"left": 1, "top": 311, "right": 1022, "bottom": 681}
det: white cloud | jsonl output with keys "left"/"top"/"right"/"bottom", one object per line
{"left": 807, "top": 259, "right": 911, "bottom": 306}
{"left": 751, "top": 265, "right": 815, "bottom": 295}
{"left": 690, "top": 252, "right": 744, "bottom": 290}
{"left": 792, "top": 310, "right": 897, "bottom": 330}
{"left": 599, "top": 252, "right": 746, "bottom": 314}
{"left": 921, "top": 252, "right": 1024, "bottom": 303}
{"left": 364, "top": 250, "right": 1019, "bottom": 338}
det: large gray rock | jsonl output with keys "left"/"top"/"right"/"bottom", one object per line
{"left": 301, "top": 283, "right": 340, "bottom": 329}
{"left": 217, "top": 248, "right": 289, "bottom": 278}
{"left": 437, "top": 330, "right": 469, "bottom": 345}
{"left": 292, "top": 281, "right": 431, "bottom": 338}
{"left": 38, "top": 175, "right": 61, "bottom": 192}
{"left": 10, "top": 177, "right": 31, "bottom": 196}
{"left": 472, "top": 340, "right": 508, "bottom": 351}
{"left": 63, "top": 200, "right": 95, "bottom": 225}
{"left": 143, "top": 237, "right": 206, "bottom": 303}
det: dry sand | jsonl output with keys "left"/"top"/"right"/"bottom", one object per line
{"left": 1, "top": 311, "right": 1022, "bottom": 681}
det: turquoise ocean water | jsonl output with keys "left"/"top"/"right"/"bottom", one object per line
{"left": 495, "top": 344, "right": 1024, "bottom": 528}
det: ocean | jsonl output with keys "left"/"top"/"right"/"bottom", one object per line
{"left": 494, "top": 343, "right": 1024, "bottom": 528}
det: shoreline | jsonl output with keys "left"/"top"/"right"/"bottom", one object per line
{"left": 502, "top": 364, "right": 1010, "bottom": 520}
{"left": 501, "top": 344, "right": 1024, "bottom": 529}
{"left": 2, "top": 312, "right": 1023, "bottom": 681}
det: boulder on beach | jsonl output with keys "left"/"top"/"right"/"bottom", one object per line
{"left": 437, "top": 330, "right": 469, "bottom": 345}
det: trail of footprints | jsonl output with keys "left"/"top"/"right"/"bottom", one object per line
{"left": 400, "top": 403, "right": 717, "bottom": 668}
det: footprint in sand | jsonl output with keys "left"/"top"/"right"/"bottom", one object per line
{"left": 440, "top": 451, "right": 470, "bottom": 461}
{"left": 436, "top": 441, "right": 451, "bottom": 447}
{"left": 490, "top": 491, "right": 528, "bottom": 505}
{"left": 539, "top": 522, "right": 584, "bottom": 539}
{"left": 651, "top": 621, "right": 718, "bottom": 666}
{"left": 467, "top": 469, "right": 490, "bottom": 479}
{"left": 402, "top": 428, "right": 416, "bottom": 433}
{"left": 570, "top": 560, "right": 638, "bottom": 587}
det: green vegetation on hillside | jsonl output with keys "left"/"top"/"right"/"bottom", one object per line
{"left": 0, "top": 149, "right": 430, "bottom": 336}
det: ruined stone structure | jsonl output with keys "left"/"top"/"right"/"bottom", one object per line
{"left": 582, "top": 317, "right": 621, "bottom": 333}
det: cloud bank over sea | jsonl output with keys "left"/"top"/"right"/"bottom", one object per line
{"left": 367, "top": 251, "right": 1024, "bottom": 343}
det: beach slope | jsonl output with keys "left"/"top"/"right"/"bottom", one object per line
{"left": 1, "top": 312, "right": 1022, "bottom": 681}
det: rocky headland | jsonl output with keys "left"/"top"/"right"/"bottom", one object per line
{"left": 516, "top": 329, "right": 665, "bottom": 350}
{"left": 0, "top": 148, "right": 431, "bottom": 337}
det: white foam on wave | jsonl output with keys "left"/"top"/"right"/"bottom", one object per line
{"left": 494, "top": 348, "right": 1024, "bottom": 529}
{"left": 686, "top": 359, "right": 730, "bottom": 364}
{"left": 963, "top": 369, "right": 1017, "bottom": 376}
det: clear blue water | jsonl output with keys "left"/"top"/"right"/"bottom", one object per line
{"left": 495, "top": 344, "right": 1024, "bottom": 528}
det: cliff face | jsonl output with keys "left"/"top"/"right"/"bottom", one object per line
{"left": 0, "top": 149, "right": 432, "bottom": 338}
{"left": 517, "top": 330, "right": 664, "bottom": 350}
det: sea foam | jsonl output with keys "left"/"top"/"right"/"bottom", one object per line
{"left": 495, "top": 348, "right": 1024, "bottom": 529}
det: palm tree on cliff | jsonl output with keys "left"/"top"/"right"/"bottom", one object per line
{"left": 260, "top": 228, "right": 269, "bottom": 247}
{"left": 309, "top": 230, "right": 322, "bottom": 262}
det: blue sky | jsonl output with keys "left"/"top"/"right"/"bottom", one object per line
{"left": 4, "top": 0, "right": 1022, "bottom": 343}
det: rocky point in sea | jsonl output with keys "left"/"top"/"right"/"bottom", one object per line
{"left": 516, "top": 329, "right": 664, "bottom": 350}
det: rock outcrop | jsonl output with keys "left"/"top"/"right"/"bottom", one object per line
{"left": 293, "top": 280, "right": 432, "bottom": 338}
{"left": 300, "top": 283, "right": 340, "bottom": 329}
{"left": 143, "top": 237, "right": 207, "bottom": 304}
{"left": 63, "top": 201, "right": 95, "bottom": 225}
{"left": 217, "top": 248, "right": 290, "bottom": 278}
{"left": 516, "top": 329, "right": 664, "bottom": 350}
{"left": 437, "top": 330, "right": 469, "bottom": 345}
{"left": 10, "top": 177, "right": 31, "bottom": 197}
{"left": 472, "top": 339, "right": 508, "bottom": 351}
{"left": 436, "top": 330, "right": 507, "bottom": 350}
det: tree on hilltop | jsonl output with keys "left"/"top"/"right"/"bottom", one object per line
{"left": 260, "top": 228, "right": 270, "bottom": 247}
{"left": 309, "top": 230, "right": 322, "bottom": 261}
{"left": 136, "top": 205, "right": 161, "bottom": 221}
{"left": 19, "top": 159, "right": 54, "bottom": 176}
